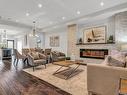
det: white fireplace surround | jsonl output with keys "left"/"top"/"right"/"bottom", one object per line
{"left": 76, "top": 44, "right": 117, "bottom": 64}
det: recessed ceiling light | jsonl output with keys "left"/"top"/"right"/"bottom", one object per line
{"left": 62, "top": 17, "right": 65, "bottom": 20}
{"left": 77, "top": 11, "right": 81, "bottom": 15}
{"left": 26, "top": 13, "right": 30, "bottom": 16}
{"left": 49, "top": 21, "right": 53, "bottom": 24}
{"left": 16, "top": 20, "right": 19, "bottom": 22}
{"left": 53, "top": 26, "right": 56, "bottom": 29}
{"left": 7, "top": 18, "right": 11, "bottom": 20}
{"left": 38, "top": 4, "right": 42, "bottom": 8}
{"left": 100, "top": 1, "right": 104, "bottom": 6}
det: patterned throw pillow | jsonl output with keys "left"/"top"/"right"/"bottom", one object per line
{"left": 110, "top": 50, "right": 126, "bottom": 63}
{"left": 107, "top": 56, "right": 126, "bottom": 67}
{"left": 39, "top": 53, "right": 46, "bottom": 59}
{"left": 31, "top": 52, "right": 39, "bottom": 60}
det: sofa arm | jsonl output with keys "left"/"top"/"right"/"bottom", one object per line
{"left": 87, "top": 64, "right": 127, "bottom": 95}
{"left": 27, "top": 54, "right": 34, "bottom": 66}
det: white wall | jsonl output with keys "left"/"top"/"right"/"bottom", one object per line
{"left": 28, "top": 32, "right": 45, "bottom": 48}
{"left": 44, "top": 27, "right": 68, "bottom": 55}
{"left": 44, "top": 16, "right": 116, "bottom": 57}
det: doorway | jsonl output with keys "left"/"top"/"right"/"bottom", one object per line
{"left": 7, "top": 40, "right": 14, "bottom": 49}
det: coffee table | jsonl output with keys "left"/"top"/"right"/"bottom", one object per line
{"left": 53, "top": 60, "right": 85, "bottom": 80}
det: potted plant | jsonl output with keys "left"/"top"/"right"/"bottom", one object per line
{"left": 79, "top": 38, "right": 83, "bottom": 44}
{"left": 107, "top": 35, "right": 114, "bottom": 43}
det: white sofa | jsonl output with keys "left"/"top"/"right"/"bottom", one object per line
{"left": 87, "top": 63, "right": 127, "bottom": 95}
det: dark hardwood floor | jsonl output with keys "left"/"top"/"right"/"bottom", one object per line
{"left": 0, "top": 60, "right": 71, "bottom": 95}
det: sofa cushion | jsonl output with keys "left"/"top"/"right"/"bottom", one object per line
{"left": 34, "top": 59, "right": 46, "bottom": 64}
{"left": 107, "top": 56, "right": 126, "bottom": 67}
{"left": 59, "top": 52, "right": 65, "bottom": 56}
{"left": 57, "top": 57, "right": 65, "bottom": 60}
{"left": 52, "top": 51, "right": 60, "bottom": 56}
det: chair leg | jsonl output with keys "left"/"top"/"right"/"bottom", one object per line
{"left": 23, "top": 58, "right": 27, "bottom": 66}
{"left": 16, "top": 59, "right": 19, "bottom": 66}
{"left": 44, "top": 64, "right": 46, "bottom": 69}
{"left": 13, "top": 59, "right": 16, "bottom": 66}
{"left": 33, "top": 66, "right": 35, "bottom": 71}
{"left": 88, "top": 91, "right": 93, "bottom": 95}
{"left": 88, "top": 91, "right": 98, "bottom": 95}
{"left": 26, "top": 59, "right": 29, "bottom": 66}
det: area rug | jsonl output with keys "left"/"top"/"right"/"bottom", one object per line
{"left": 23, "top": 64, "right": 88, "bottom": 95}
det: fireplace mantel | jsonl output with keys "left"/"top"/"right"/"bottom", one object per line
{"left": 76, "top": 42, "right": 115, "bottom": 45}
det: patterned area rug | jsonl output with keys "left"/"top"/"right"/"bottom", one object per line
{"left": 23, "top": 64, "right": 88, "bottom": 95}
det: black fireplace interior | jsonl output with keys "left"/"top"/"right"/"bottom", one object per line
{"left": 80, "top": 49, "right": 108, "bottom": 59}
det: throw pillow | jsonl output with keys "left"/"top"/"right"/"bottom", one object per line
{"left": 102, "top": 55, "right": 109, "bottom": 65}
{"left": 107, "top": 56, "right": 126, "bottom": 67}
{"left": 39, "top": 53, "right": 46, "bottom": 59}
{"left": 54, "top": 51, "right": 60, "bottom": 56}
{"left": 31, "top": 52, "right": 39, "bottom": 60}
{"left": 110, "top": 50, "right": 126, "bottom": 63}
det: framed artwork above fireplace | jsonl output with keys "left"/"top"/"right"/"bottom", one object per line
{"left": 83, "top": 26, "right": 106, "bottom": 44}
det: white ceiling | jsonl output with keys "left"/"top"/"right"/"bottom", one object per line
{"left": 0, "top": 0, "right": 127, "bottom": 29}
{"left": 0, "top": 24, "right": 30, "bottom": 36}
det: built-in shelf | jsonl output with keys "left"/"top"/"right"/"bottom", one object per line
{"left": 76, "top": 42, "right": 115, "bottom": 45}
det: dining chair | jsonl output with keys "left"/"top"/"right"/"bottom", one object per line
{"left": 44, "top": 48, "right": 52, "bottom": 63}
{"left": 13, "top": 49, "right": 28, "bottom": 66}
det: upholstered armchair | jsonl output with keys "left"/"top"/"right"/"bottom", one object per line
{"left": 13, "top": 49, "right": 28, "bottom": 66}
{"left": 22, "top": 48, "right": 30, "bottom": 56}
{"left": 28, "top": 52, "right": 47, "bottom": 71}
{"left": 87, "top": 63, "right": 127, "bottom": 95}
{"left": 51, "top": 51, "right": 66, "bottom": 62}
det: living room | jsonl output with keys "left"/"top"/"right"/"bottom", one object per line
{"left": 0, "top": 0, "right": 127, "bottom": 95}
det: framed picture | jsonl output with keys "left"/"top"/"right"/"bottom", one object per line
{"left": 50, "top": 36, "right": 59, "bottom": 47}
{"left": 83, "top": 26, "right": 106, "bottom": 43}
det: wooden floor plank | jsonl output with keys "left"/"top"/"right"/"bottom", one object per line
{"left": 0, "top": 60, "right": 71, "bottom": 95}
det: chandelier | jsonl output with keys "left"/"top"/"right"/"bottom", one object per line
{"left": 0, "top": 29, "right": 7, "bottom": 48}
{"left": 29, "top": 21, "right": 38, "bottom": 37}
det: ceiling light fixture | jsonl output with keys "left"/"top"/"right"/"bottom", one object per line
{"left": 29, "top": 21, "right": 38, "bottom": 37}
{"left": 77, "top": 11, "right": 81, "bottom": 15}
{"left": 38, "top": 4, "right": 42, "bottom": 8}
{"left": 26, "top": 13, "right": 30, "bottom": 16}
{"left": 100, "top": 1, "right": 104, "bottom": 6}
{"left": 49, "top": 21, "right": 53, "bottom": 24}
{"left": 16, "top": 20, "right": 19, "bottom": 22}
{"left": 62, "top": 17, "right": 65, "bottom": 20}
{"left": 53, "top": 26, "right": 57, "bottom": 29}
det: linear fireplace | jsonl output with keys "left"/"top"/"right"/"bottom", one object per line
{"left": 80, "top": 49, "right": 108, "bottom": 59}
